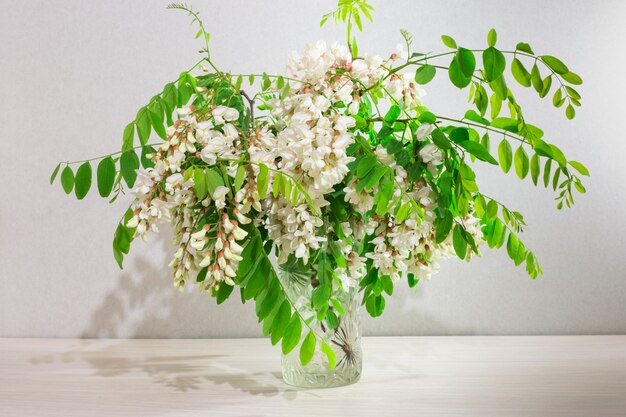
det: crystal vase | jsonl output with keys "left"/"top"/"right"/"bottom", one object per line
{"left": 278, "top": 266, "right": 363, "bottom": 388}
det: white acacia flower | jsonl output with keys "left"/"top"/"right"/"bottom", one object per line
{"left": 416, "top": 123, "right": 435, "bottom": 140}
{"left": 131, "top": 169, "right": 156, "bottom": 197}
{"left": 212, "top": 106, "right": 239, "bottom": 124}
{"left": 212, "top": 186, "right": 229, "bottom": 209}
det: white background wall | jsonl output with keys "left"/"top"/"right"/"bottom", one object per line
{"left": 1, "top": 0, "right": 625, "bottom": 338}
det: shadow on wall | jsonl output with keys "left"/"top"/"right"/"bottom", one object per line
{"left": 80, "top": 232, "right": 257, "bottom": 339}
{"left": 80, "top": 230, "right": 458, "bottom": 339}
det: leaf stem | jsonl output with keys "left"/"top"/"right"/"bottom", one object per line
{"left": 61, "top": 143, "right": 162, "bottom": 166}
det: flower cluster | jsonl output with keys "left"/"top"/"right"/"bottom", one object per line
{"left": 122, "top": 40, "right": 483, "bottom": 297}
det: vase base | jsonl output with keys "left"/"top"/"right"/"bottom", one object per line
{"left": 281, "top": 368, "right": 361, "bottom": 388}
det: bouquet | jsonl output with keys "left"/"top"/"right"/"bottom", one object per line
{"left": 52, "top": 1, "right": 588, "bottom": 386}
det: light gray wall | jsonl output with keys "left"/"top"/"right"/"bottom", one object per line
{"left": 1, "top": 0, "right": 625, "bottom": 338}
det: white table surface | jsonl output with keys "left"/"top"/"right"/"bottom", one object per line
{"left": 1, "top": 336, "right": 625, "bottom": 416}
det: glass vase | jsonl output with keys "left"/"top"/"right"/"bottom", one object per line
{"left": 278, "top": 266, "right": 363, "bottom": 388}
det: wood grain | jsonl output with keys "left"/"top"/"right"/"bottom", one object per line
{"left": 1, "top": 336, "right": 625, "bottom": 416}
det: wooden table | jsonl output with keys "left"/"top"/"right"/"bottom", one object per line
{"left": 1, "top": 336, "right": 625, "bottom": 416}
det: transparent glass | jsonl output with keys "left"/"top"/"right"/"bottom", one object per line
{"left": 278, "top": 269, "right": 362, "bottom": 388}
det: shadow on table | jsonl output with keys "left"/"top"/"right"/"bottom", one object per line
{"left": 30, "top": 232, "right": 307, "bottom": 399}
{"left": 28, "top": 339, "right": 304, "bottom": 398}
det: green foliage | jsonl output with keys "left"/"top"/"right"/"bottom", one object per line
{"left": 441, "top": 35, "right": 457, "bottom": 49}
{"left": 112, "top": 208, "right": 136, "bottom": 269}
{"left": 74, "top": 162, "right": 92, "bottom": 200}
{"left": 514, "top": 146, "right": 530, "bottom": 179}
{"left": 320, "top": 0, "right": 374, "bottom": 53}
{"left": 96, "top": 157, "right": 116, "bottom": 198}
{"left": 120, "top": 151, "right": 139, "bottom": 188}
{"left": 300, "top": 331, "right": 316, "bottom": 365}
{"left": 449, "top": 47, "right": 475, "bottom": 88}
{"left": 60, "top": 166, "right": 74, "bottom": 194}
{"left": 483, "top": 47, "right": 506, "bottom": 82}
{"left": 498, "top": 139, "right": 513, "bottom": 173}
{"left": 50, "top": 163, "right": 61, "bottom": 185}
{"left": 452, "top": 224, "right": 468, "bottom": 259}
{"left": 236, "top": 227, "right": 337, "bottom": 368}
{"left": 487, "top": 28, "right": 497, "bottom": 47}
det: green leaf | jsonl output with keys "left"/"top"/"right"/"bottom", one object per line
{"left": 487, "top": 28, "right": 497, "bottom": 47}
{"left": 449, "top": 127, "right": 469, "bottom": 144}
{"left": 539, "top": 75, "right": 552, "bottom": 98}
{"left": 384, "top": 105, "right": 401, "bottom": 125}
{"left": 321, "top": 340, "right": 336, "bottom": 370}
{"left": 464, "top": 110, "right": 489, "bottom": 125}
{"left": 565, "top": 104, "right": 576, "bottom": 120}
{"left": 448, "top": 59, "right": 471, "bottom": 88}
{"left": 257, "top": 164, "right": 269, "bottom": 198}
{"left": 281, "top": 315, "right": 302, "bottom": 354}
{"left": 135, "top": 107, "right": 152, "bottom": 146}
{"left": 506, "top": 233, "right": 526, "bottom": 266}
{"left": 456, "top": 47, "right": 476, "bottom": 78}
{"left": 50, "top": 163, "right": 61, "bottom": 185}
{"left": 543, "top": 159, "right": 553, "bottom": 187}
{"left": 365, "top": 294, "right": 386, "bottom": 317}
{"left": 490, "top": 76, "right": 508, "bottom": 100}
{"left": 414, "top": 64, "right": 436, "bottom": 84}
{"left": 148, "top": 101, "right": 167, "bottom": 140}
{"left": 300, "top": 331, "right": 316, "bottom": 366}
{"left": 490, "top": 94, "right": 503, "bottom": 119}
{"left": 541, "top": 55, "right": 569, "bottom": 75}
{"left": 395, "top": 202, "right": 411, "bottom": 222}
{"left": 205, "top": 169, "right": 225, "bottom": 196}
{"left": 498, "top": 139, "right": 513, "bottom": 173}
{"left": 553, "top": 88, "right": 564, "bottom": 107}
{"left": 418, "top": 111, "right": 437, "bottom": 124}
{"left": 452, "top": 224, "right": 468, "bottom": 259}
{"left": 96, "top": 157, "right": 116, "bottom": 198}
{"left": 483, "top": 47, "right": 506, "bottom": 81}
{"left": 486, "top": 200, "right": 498, "bottom": 220}
{"left": 568, "top": 160, "right": 589, "bottom": 176}
{"left": 430, "top": 128, "right": 451, "bottom": 150}
{"left": 441, "top": 35, "right": 457, "bottom": 49}
{"left": 122, "top": 123, "right": 135, "bottom": 151}
{"left": 140, "top": 146, "right": 155, "bottom": 168}
{"left": 459, "top": 141, "right": 498, "bottom": 165}
{"left": 216, "top": 283, "right": 234, "bottom": 304}
{"left": 565, "top": 86, "right": 581, "bottom": 100}
{"left": 435, "top": 211, "right": 453, "bottom": 243}
{"left": 162, "top": 83, "right": 178, "bottom": 113}
{"left": 234, "top": 165, "right": 246, "bottom": 192}
{"left": 270, "top": 300, "right": 292, "bottom": 345}
{"left": 514, "top": 146, "right": 530, "bottom": 179}
{"left": 74, "top": 162, "right": 92, "bottom": 200}
{"left": 312, "top": 284, "right": 331, "bottom": 310}
{"left": 525, "top": 252, "right": 542, "bottom": 279}
{"left": 261, "top": 73, "right": 271, "bottom": 91}
{"left": 530, "top": 154, "right": 540, "bottom": 185}
{"left": 120, "top": 151, "right": 139, "bottom": 188}
{"left": 491, "top": 117, "right": 518, "bottom": 132}
{"left": 193, "top": 168, "right": 208, "bottom": 200}
{"left": 357, "top": 155, "right": 378, "bottom": 178}
{"left": 562, "top": 71, "right": 583, "bottom": 85}
{"left": 516, "top": 42, "right": 534, "bottom": 54}
{"left": 531, "top": 64, "right": 543, "bottom": 94}
{"left": 511, "top": 58, "right": 531, "bottom": 87}
{"left": 60, "top": 166, "right": 74, "bottom": 194}
{"left": 326, "top": 309, "right": 340, "bottom": 329}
